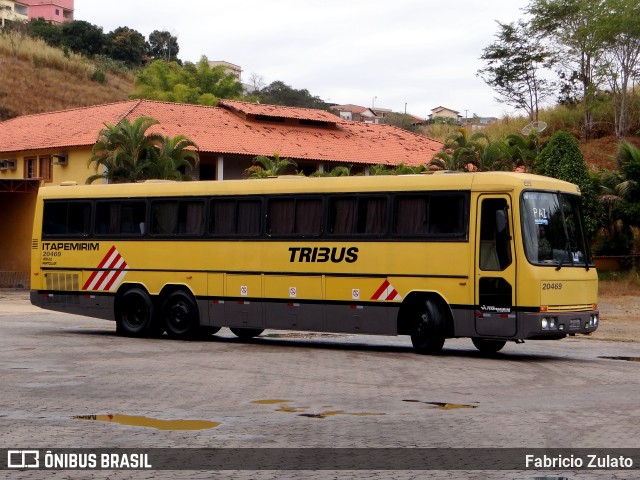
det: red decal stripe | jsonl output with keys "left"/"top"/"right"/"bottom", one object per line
{"left": 371, "top": 279, "right": 390, "bottom": 301}
{"left": 81, "top": 245, "right": 117, "bottom": 290}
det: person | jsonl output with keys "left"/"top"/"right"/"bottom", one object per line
{"left": 538, "top": 226, "right": 552, "bottom": 261}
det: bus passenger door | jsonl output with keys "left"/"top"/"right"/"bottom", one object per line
{"left": 475, "top": 195, "right": 517, "bottom": 337}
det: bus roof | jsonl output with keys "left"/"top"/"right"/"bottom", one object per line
{"left": 38, "top": 171, "right": 580, "bottom": 199}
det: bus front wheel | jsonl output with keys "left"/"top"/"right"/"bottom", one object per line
{"left": 410, "top": 299, "right": 446, "bottom": 355}
{"left": 115, "top": 288, "right": 156, "bottom": 337}
{"left": 472, "top": 338, "right": 506, "bottom": 353}
{"left": 162, "top": 291, "right": 200, "bottom": 339}
{"left": 230, "top": 327, "right": 264, "bottom": 339}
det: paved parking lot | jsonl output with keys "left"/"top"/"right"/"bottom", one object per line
{"left": 1, "top": 291, "right": 640, "bottom": 479}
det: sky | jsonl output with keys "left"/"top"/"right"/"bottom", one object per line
{"left": 74, "top": 0, "right": 531, "bottom": 119}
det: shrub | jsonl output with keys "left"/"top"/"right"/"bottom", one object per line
{"left": 534, "top": 131, "right": 602, "bottom": 239}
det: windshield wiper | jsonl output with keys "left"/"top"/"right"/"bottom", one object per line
{"left": 556, "top": 238, "right": 574, "bottom": 271}
{"left": 556, "top": 197, "right": 574, "bottom": 271}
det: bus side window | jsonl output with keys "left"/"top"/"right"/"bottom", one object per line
{"left": 42, "top": 201, "right": 91, "bottom": 237}
{"left": 359, "top": 197, "right": 387, "bottom": 235}
{"left": 479, "top": 198, "right": 512, "bottom": 271}
{"left": 268, "top": 197, "right": 322, "bottom": 236}
{"left": 210, "top": 199, "right": 261, "bottom": 236}
{"left": 178, "top": 201, "right": 204, "bottom": 235}
{"left": 429, "top": 195, "right": 465, "bottom": 235}
{"left": 210, "top": 200, "right": 236, "bottom": 235}
{"left": 329, "top": 196, "right": 387, "bottom": 235}
{"left": 329, "top": 197, "right": 357, "bottom": 234}
{"left": 96, "top": 201, "right": 146, "bottom": 236}
{"left": 394, "top": 196, "right": 428, "bottom": 234}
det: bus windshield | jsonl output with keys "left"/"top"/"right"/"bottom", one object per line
{"left": 521, "top": 191, "right": 592, "bottom": 268}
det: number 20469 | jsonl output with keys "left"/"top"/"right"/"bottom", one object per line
{"left": 542, "top": 282, "right": 563, "bottom": 290}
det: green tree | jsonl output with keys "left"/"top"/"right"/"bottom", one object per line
{"left": 429, "top": 150, "right": 466, "bottom": 171}
{"left": 503, "top": 133, "right": 541, "bottom": 171}
{"left": 87, "top": 117, "right": 164, "bottom": 184}
{"left": 478, "top": 20, "right": 556, "bottom": 121}
{"left": 60, "top": 20, "right": 105, "bottom": 57}
{"left": 533, "top": 130, "right": 602, "bottom": 238}
{"left": 383, "top": 112, "right": 421, "bottom": 132}
{"left": 244, "top": 153, "right": 297, "bottom": 178}
{"left": 28, "top": 17, "right": 62, "bottom": 47}
{"left": 612, "top": 141, "right": 640, "bottom": 226}
{"left": 311, "top": 166, "right": 351, "bottom": 177}
{"left": 146, "top": 134, "right": 200, "bottom": 180}
{"left": 133, "top": 56, "right": 243, "bottom": 105}
{"left": 598, "top": 0, "right": 640, "bottom": 139}
{"left": 429, "top": 130, "right": 513, "bottom": 172}
{"left": 147, "top": 30, "right": 179, "bottom": 62}
{"left": 369, "top": 163, "right": 427, "bottom": 175}
{"left": 528, "top": 0, "right": 606, "bottom": 139}
{"left": 258, "top": 81, "right": 329, "bottom": 109}
{"left": 105, "top": 26, "right": 147, "bottom": 67}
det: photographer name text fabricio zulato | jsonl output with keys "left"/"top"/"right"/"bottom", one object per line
{"left": 526, "top": 453, "right": 634, "bottom": 469}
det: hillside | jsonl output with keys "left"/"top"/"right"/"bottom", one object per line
{"left": 1, "top": 35, "right": 637, "bottom": 173}
{"left": 0, "top": 38, "right": 134, "bottom": 120}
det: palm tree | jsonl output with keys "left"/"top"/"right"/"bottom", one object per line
{"left": 87, "top": 117, "right": 164, "bottom": 184}
{"left": 430, "top": 131, "right": 514, "bottom": 172}
{"left": 592, "top": 141, "right": 640, "bottom": 255}
{"left": 311, "top": 166, "right": 351, "bottom": 177}
{"left": 369, "top": 163, "right": 427, "bottom": 175}
{"left": 503, "top": 133, "right": 538, "bottom": 171}
{"left": 244, "top": 153, "right": 297, "bottom": 178}
{"left": 147, "top": 134, "right": 200, "bottom": 180}
{"left": 429, "top": 150, "right": 465, "bottom": 171}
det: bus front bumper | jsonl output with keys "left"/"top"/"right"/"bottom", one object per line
{"left": 519, "top": 310, "right": 599, "bottom": 339}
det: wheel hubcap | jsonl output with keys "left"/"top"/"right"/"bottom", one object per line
{"left": 169, "top": 301, "right": 190, "bottom": 331}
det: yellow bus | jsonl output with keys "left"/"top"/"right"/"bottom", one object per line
{"left": 30, "top": 172, "right": 599, "bottom": 354}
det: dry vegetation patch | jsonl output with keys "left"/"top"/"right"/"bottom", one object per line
{"left": 0, "top": 36, "right": 134, "bottom": 118}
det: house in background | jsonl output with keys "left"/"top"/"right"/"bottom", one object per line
{"left": 330, "top": 104, "right": 390, "bottom": 124}
{"left": 208, "top": 60, "right": 242, "bottom": 80}
{"left": 0, "top": 0, "right": 73, "bottom": 26}
{"left": 0, "top": 99, "right": 444, "bottom": 287}
{"left": 0, "top": 0, "right": 28, "bottom": 27}
{"left": 428, "top": 106, "right": 462, "bottom": 123}
{"left": 22, "top": 0, "right": 73, "bottom": 23}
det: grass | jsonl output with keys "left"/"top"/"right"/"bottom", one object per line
{"left": 0, "top": 34, "right": 96, "bottom": 80}
{"left": 0, "top": 35, "right": 134, "bottom": 118}
{"left": 598, "top": 271, "right": 640, "bottom": 297}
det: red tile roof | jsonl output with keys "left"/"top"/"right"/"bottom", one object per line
{"left": 219, "top": 100, "right": 340, "bottom": 123}
{"left": 0, "top": 100, "right": 443, "bottom": 166}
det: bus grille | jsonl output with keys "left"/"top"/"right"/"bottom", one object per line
{"left": 547, "top": 304, "right": 594, "bottom": 312}
{"left": 45, "top": 273, "right": 79, "bottom": 292}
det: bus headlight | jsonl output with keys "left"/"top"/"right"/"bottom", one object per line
{"left": 549, "top": 318, "right": 556, "bottom": 329}
{"left": 541, "top": 318, "right": 549, "bottom": 330}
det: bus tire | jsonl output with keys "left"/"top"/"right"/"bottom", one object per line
{"left": 410, "top": 298, "right": 446, "bottom": 355}
{"left": 162, "top": 291, "right": 201, "bottom": 340}
{"left": 115, "top": 288, "right": 155, "bottom": 337}
{"left": 472, "top": 338, "right": 506, "bottom": 353}
{"left": 230, "top": 327, "right": 264, "bottom": 339}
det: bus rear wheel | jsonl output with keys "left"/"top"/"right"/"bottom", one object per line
{"left": 472, "top": 338, "right": 506, "bottom": 353}
{"left": 162, "top": 291, "right": 200, "bottom": 339}
{"left": 230, "top": 327, "right": 264, "bottom": 339}
{"left": 410, "top": 299, "right": 446, "bottom": 355}
{"left": 115, "top": 288, "right": 156, "bottom": 337}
